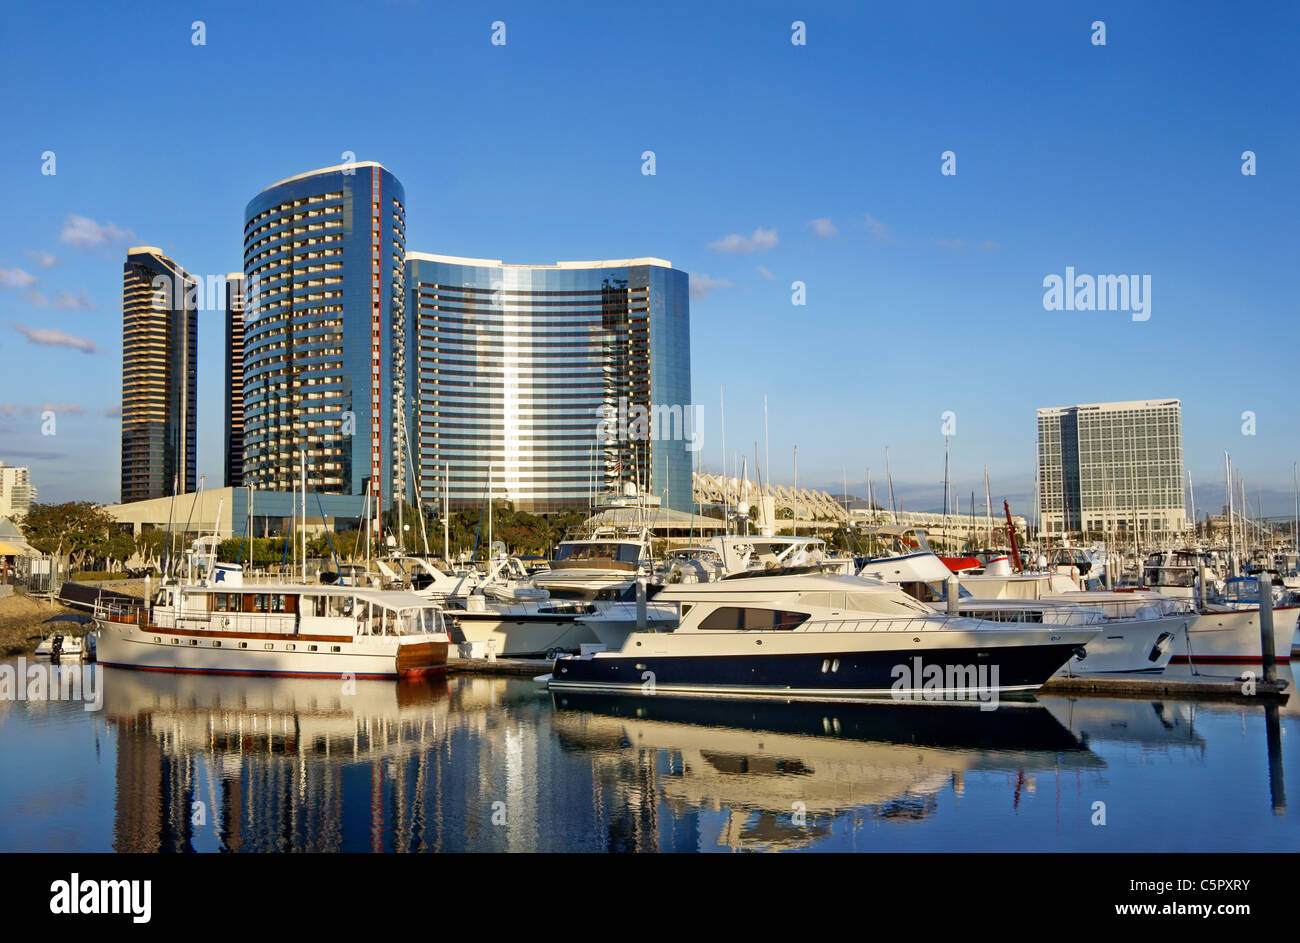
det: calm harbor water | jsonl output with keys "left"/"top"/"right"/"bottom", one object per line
{"left": 0, "top": 659, "right": 1294, "bottom": 852}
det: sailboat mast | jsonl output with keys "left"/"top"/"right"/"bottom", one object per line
{"left": 885, "top": 446, "right": 896, "bottom": 522}
{"left": 792, "top": 445, "right": 798, "bottom": 538}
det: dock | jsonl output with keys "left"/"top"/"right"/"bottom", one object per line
{"left": 1040, "top": 674, "right": 1289, "bottom": 702}
{"left": 447, "top": 657, "right": 552, "bottom": 676}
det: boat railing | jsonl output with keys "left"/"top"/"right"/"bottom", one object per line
{"left": 796, "top": 610, "right": 1095, "bottom": 634}
{"left": 93, "top": 598, "right": 148, "bottom": 625}
{"left": 140, "top": 610, "right": 306, "bottom": 637}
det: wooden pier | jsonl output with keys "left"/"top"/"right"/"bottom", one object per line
{"left": 447, "top": 657, "right": 552, "bottom": 677}
{"left": 1040, "top": 674, "right": 1289, "bottom": 702}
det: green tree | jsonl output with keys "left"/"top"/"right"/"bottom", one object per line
{"left": 22, "top": 502, "right": 118, "bottom": 572}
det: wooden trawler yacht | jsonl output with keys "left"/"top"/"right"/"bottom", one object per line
{"left": 94, "top": 553, "right": 450, "bottom": 679}
{"left": 544, "top": 571, "right": 1099, "bottom": 701}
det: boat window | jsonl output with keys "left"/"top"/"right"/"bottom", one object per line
{"left": 553, "top": 542, "right": 641, "bottom": 565}
{"left": 698, "top": 607, "right": 809, "bottom": 631}
{"left": 842, "top": 592, "right": 932, "bottom": 615}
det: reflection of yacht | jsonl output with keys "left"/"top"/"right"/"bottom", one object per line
{"left": 548, "top": 572, "right": 1097, "bottom": 700}
{"left": 1038, "top": 696, "right": 1206, "bottom": 753}
{"left": 101, "top": 668, "right": 452, "bottom": 852}
{"left": 102, "top": 667, "right": 451, "bottom": 759}
{"left": 551, "top": 693, "right": 1102, "bottom": 850}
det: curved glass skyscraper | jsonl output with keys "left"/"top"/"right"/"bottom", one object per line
{"left": 405, "top": 254, "right": 692, "bottom": 513}
{"left": 242, "top": 162, "right": 407, "bottom": 501}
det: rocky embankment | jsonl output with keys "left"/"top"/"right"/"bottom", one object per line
{"left": 0, "top": 593, "right": 78, "bottom": 657}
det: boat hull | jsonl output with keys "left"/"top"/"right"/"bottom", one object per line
{"left": 548, "top": 639, "right": 1086, "bottom": 702}
{"left": 449, "top": 602, "right": 676, "bottom": 657}
{"left": 1055, "top": 612, "right": 1186, "bottom": 676}
{"left": 449, "top": 612, "right": 600, "bottom": 658}
{"left": 1167, "top": 606, "right": 1297, "bottom": 663}
{"left": 95, "top": 621, "right": 448, "bottom": 679}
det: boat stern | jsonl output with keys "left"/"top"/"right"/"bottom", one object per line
{"left": 395, "top": 636, "right": 450, "bottom": 678}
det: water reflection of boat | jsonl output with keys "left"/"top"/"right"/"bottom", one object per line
{"left": 101, "top": 668, "right": 450, "bottom": 852}
{"left": 1038, "top": 697, "right": 1206, "bottom": 753}
{"left": 550, "top": 693, "right": 1103, "bottom": 850}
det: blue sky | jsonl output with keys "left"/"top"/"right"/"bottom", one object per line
{"left": 0, "top": 0, "right": 1296, "bottom": 517}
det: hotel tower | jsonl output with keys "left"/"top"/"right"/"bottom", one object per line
{"left": 241, "top": 162, "right": 407, "bottom": 501}
{"left": 405, "top": 254, "right": 692, "bottom": 512}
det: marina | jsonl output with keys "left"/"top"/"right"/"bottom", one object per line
{"left": 0, "top": 2, "right": 1294, "bottom": 896}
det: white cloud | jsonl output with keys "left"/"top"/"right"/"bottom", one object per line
{"left": 0, "top": 267, "right": 37, "bottom": 289}
{"left": 10, "top": 323, "right": 99, "bottom": 353}
{"left": 0, "top": 402, "right": 86, "bottom": 417}
{"left": 808, "top": 218, "right": 837, "bottom": 239}
{"left": 933, "top": 238, "right": 966, "bottom": 252}
{"left": 980, "top": 240, "right": 1001, "bottom": 251}
{"left": 26, "top": 250, "right": 57, "bottom": 268}
{"left": 864, "top": 214, "right": 894, "bottom": 243}
{"left": 756, "top": 265, "right": 774, "bottom": 280}
{"left": 59, "top": 214, "right": 134, "bottom": 249}
{"left": 689, "top": 273, "right": 733, "bottom": 300}
{"left": 709, "top": 227, "right": 778, "bottom": 254}
{"left": 28, "top": 289, "right": 95, "bottom": 311}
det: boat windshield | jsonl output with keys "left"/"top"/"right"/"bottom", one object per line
{"left": 795, "top": 590, "right": 933, "bottom": 616}
{"left": 554, "top": 542, "right": 642, "bottom": 565}
{"left": 395, "top": 608, "right": 442, "bottom": 635}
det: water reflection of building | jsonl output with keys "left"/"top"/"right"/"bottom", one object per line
{"left": 435, "top": 676, "right": 673, "bottom": 852}
{"left": 550, "top": 694, "right": 1103, "bottom": 852}
{"left": 103, "top": 668, "right": 451, "bottom": 851}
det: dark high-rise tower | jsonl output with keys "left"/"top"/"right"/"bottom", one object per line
{"left": 224, "top": 273, "right": 246, "bottom": 488}
{"left": 121, "top": 247, "right": 197, "bottom": 503}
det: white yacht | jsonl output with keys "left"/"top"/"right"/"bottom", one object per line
{"left": 95, "top": 563, "right": 451, "bottom": 679}
{"left": 391, "top": 552, "right": 675, "bottom": 658}
{"left": 545, "top": 571, "right": 1098, "bottom": 701}
{"left": 858, "top": 544, "right": 1182, "bottom": 674}
{"left": 1141, "top": 555, "right": 1296, "bottom": 662}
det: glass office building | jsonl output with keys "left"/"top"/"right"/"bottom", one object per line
{"left": 242, "top": 163, "right": 407, "bottom": 503}
{"left": 223, "top": 273, "right": 245, "bottom": 488}
{"left": 1037, "top": 399, "right": 1186, "bottom": 537}
{"left": 405, "top": 254, "right": 692, "bottom": 513}
{"left": 121, "top": 247, "right": 197, "bottom": 503}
